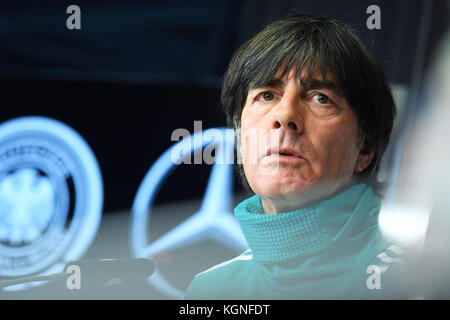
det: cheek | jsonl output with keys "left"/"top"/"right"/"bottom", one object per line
{"left": 311, "top": 119, "right": 360, "bottom": 172}
{"left": 240, "top": 107, "right": 259, "bottom": 129}
{"left": 238, "top": 127, "right": 254, "bottom": 176}
{"left": 239, "top": 107, "right": 265, "bottom": 163}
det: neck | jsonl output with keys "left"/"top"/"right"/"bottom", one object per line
{"left": 234, "top": 182, "right": 378, "bottom": 263}
{"left": 261, "top": 195, "right": 316, "bottom": 214}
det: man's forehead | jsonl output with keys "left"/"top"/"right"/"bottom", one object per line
{"left": 276, "top": 65, "right": 337, "bottom": 86}
{"left": 251, "top": 66, "right": 341, "bottom": 92}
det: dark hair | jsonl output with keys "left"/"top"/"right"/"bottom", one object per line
{"left": 221, "top": 14, "right": 396, "bottom": 194}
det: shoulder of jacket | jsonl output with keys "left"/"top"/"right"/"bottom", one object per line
{"left": 365, "top": 244, "right": 409, "bottom": 298}
{"left": 194, "top": 249, "right": 254, "bottom": 279}
{"left": 184, "top": 250, "right": 254, "bottom": 299}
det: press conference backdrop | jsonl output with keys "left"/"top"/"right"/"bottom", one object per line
{"left": 0, "top": 0, "right": 449, "bottom": 299}
{"left": 0, "top": 0, "right": 444, "bottom": 211}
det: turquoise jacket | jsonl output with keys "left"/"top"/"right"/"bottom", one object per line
{"left": 185, "top": 183, "right": 406, "bottom": 299}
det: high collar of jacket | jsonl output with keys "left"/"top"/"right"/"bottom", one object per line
{"left": 234, "top": 183, "right": 381, "bottom": 264}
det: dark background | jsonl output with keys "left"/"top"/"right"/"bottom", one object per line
{"left": 0, "top": 0, "right": 448, "bottom": 213}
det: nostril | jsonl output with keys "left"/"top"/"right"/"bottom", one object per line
{"left": 274, "top": 121, "right": 281, "bottom": 129}
{"left": 288, "top": 121, "right": 298, "bottom": 130}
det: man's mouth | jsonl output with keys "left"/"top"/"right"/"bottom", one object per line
{"left": 267, "top": 148, "right": 304, "bottom": 159}
{"left": 278, "top": 151, "right": 294, "bottom": 156}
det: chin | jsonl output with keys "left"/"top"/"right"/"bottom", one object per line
{"left": 252, "top": 179, "right": 317, "bottom": 199}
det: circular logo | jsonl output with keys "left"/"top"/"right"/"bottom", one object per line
{"left": 0, "top": 116, "right": 103, "bottom": 288}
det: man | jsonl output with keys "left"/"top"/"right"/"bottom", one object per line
{"left": 185, "top": 14, "right": 401, "bottom": 299}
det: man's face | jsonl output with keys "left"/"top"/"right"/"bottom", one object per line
{"left": 239, "top": 67, "right": 373, "bottom": 213}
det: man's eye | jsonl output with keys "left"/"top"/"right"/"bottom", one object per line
{"left": 313, "top": 93, "right": 330, "bottom": 104}
{"left": 260, "top": 92, "right": 275, "bottom": 101}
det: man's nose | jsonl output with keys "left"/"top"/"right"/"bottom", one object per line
{"left": 272, "top": 92, "right": 302, "bottom": 132}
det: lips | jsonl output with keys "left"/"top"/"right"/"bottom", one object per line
{"left": 267, "top": 147, "right": 304, "bottom": 159}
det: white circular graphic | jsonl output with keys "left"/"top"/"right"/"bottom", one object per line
{"left": 0, "top": 116, "right": 103, "bottom": 287}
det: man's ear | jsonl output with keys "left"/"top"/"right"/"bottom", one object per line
{"left": 354, "top": 147, "right": 375, "bottom": 173}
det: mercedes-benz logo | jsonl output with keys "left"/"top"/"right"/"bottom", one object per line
{"left": 130, "top": 127, "right": 248, "bottom": 299}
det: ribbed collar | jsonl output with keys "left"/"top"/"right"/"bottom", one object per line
{"left": 234, "top": 183, "right": 380, "bottom": 263}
